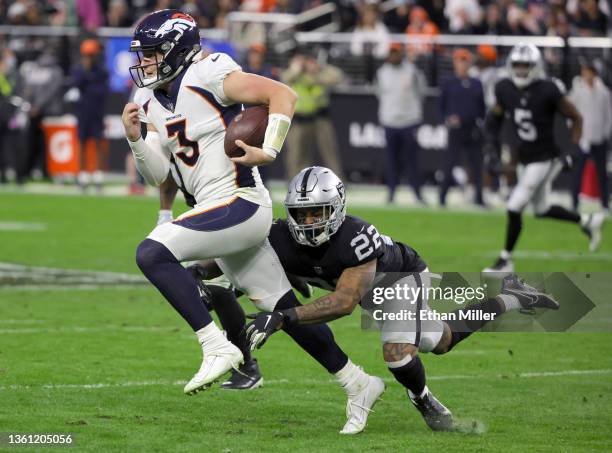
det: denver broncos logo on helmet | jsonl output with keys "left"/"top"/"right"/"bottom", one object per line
{"left": 154, "top": 15, "right": 195, "bottom": 39}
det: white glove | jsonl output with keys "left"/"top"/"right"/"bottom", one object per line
{"left": 157, "top": 209, "right": 173, "bottom": 226}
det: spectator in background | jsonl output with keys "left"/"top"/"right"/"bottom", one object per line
{"left": 469, "top": 44, "right": 503, "bottom": 109}
{"left": 281, "top": 48, "right": 344, "bottom": 180}
{"left": 383, "top": 0, "right": 410, "bottom": 33}
{"left": 106, "top": 0, "right": 132, "bottom": 27}
{"left": 444, "top": 0, "right": 483, "bottom": 33}
{"left": 71, "top": 38, "right": 108, "bottom": 192}
{"left": 0, "top": 47, "right": 14, "bottom": 183}
{"left": 376, "top": 43, "right": 427, "bottom": 204}
{"left": 243, "top": 43, "right": 278, "bottom": 80}
{"left": 569, "top": 60, "right": 612, "bottom": 212}
{"left": 350, "top": 3, "right": 390, "bottom": 60}
{"left": 76, "top": 0, "right": 103, "bottom": 31}
{"left": 405, "top": 6, "right": 439, "bottom": 59}
{"left": 17, "top": 47, "right": 64, "bottom": 183}
{"left": 439, "top": 48, "right": 486, "bottom": 207}
{"left": 571, "top": 0, "right": 609, "bottom": 36}
{"left": 476, "top": 2, "right": 511, "bottom": 35}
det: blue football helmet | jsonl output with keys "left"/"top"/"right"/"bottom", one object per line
{"left": 129, "top": 9, "right": 201, "bottom": 89}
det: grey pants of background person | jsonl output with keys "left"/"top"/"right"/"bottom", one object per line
{"left": 285, "top": 115, "right": 344, "bottom": 180}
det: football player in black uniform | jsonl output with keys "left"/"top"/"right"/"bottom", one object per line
{"left": 156, "top": 174, "right": 386, "bottom": 435}
{"left": 483, "top": 43, "right": 605, "bottom": 272}
{"left": 243, "top": 166, "right": 560, "bottom": 433}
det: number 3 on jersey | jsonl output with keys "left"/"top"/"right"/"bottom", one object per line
{"left": 166, "top": 119, "right": 200, "bottom": 166}
{"left": 350, "top": 225, "right": 382, "bottom": 261}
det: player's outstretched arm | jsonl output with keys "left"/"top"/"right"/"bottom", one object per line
{"left": 122, "top": 103, "right": 170, "bottom": 187}
{"left": 223, "top": 71, "right": 297, "bottom": 166}
{"left": 244, "top": 260, "right": 376, "bottom": 350}
{"left": 290, "top": 260, "right": 377, "bottom": 324}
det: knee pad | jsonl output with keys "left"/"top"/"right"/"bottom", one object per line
{"left": 418, "top": 326, "right": 444, "bottom": 353}
{"left": 135, "top": 238, "right": 176, "bottom": 273}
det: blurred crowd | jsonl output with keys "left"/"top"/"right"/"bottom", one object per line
{"left": 0, "top": 0, "right": 610, "bottom": 207}
{"left": 0, "top": 0, "right": 609, "bottom": 36}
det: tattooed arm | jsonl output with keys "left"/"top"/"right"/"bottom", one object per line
{"left": 292, "top": 259, "right": 377, "bottom": 324}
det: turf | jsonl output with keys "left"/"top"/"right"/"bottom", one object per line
{"left": 1, "top": 192, "right": 611, "bottom": 452}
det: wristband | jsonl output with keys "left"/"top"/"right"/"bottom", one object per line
{"left": 280, "top": 308, "right": 299, "bottom": 325}
{"left": 263, "top": 113, "right": 291, "bottom": 158}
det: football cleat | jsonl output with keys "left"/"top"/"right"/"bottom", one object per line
{"left": 501, "top": 274, "right": 560, "bottom": 313}
{"left": 340, "top": 376, "right": 385, "bottom": 435}
{"left": 221, "top": 359, "right": 263, "bottom": 390}
{"left": 483, "top": 257, "right": 514, "bottom": 273}
{"left": 184, "top": 342, "right": 243, "bottom": 395}
{"left": 409, "top": 388, "right": 454, "bottom": 432}
{"left": 581, "top": 212, "right": 605, "bottom": 252}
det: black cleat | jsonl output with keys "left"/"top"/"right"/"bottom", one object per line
{"left": 220, "top": 359, "right": 263, "bottom": 390}
{"left": 409, "top": 389, "right": 454, "bottom": 432}
{"left": 501, "top": 274, "right": 560, "bottom": 313}
{"left": 483, "top": 257, "right": 514, "bottom": 273}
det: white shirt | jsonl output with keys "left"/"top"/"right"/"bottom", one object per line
{"left": 350, "top": 22, "right": 390, "bottom": 60}
{"left": 569, "top": 76, "right": 612, "bottom": 146}
{"left": 133, "top": 53, "right": 271, "bottom": 210}
{"left": 376, "top": 61, "right": 426, "bottom": 128}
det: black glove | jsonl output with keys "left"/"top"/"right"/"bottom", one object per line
{"left": 483, "top": 141, "right": 501, "bottom": 176}
{"left": 561, "top": 144, "right": 581, "bottom": 172}
{"left": 243, "top": 310, "right": 294, "bottom": 350}
{"left": 185, "top": 264, "right": 213, "bottom": 311}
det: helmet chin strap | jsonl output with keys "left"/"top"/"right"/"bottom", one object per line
{"left": 146, "top": 44, "right": 201, "bottom": 90}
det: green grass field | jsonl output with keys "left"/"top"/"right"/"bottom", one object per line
{"left": 1, "top": 192, "right": 611, "bottom": 452}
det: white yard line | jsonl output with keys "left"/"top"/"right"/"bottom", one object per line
{"left": 479, "top": 251, "right": 612, "bottom": 261}
{"left": 0, "top": 325, "right": 178, "bottom": 334}
{"left": 0, "top": 369, "right": 610, "bottom": 392}
{"left": 0, "top": 221, "right": 47, "bottom": 231}
{"left": 0, "top": 319, "right": 46, "bottom": 324}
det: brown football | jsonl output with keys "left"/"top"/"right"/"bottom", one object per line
{"left": 224, "top": 105, "right": 269, "bottom": 158}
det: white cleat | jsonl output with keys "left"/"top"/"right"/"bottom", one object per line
{"left": 582, "top": 212, "right": 605, "bottom": 252}
{"left": 184, "top": 343, "right": 243, "bottom": 395}
{"left": 340, "top": 376, "right": 385, "bottom": 435}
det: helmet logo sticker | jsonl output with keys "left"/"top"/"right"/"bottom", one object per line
{"left": 154, "top": 17, "right": 195, "bottom": 39}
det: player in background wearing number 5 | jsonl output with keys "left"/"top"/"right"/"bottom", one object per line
{"left": 483, "top": 43, "right": 605, "bottom": 273}
{"left": 121, "top": 10, "right": 365, "bottom": 399}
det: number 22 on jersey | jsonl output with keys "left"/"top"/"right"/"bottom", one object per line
{"left": 166, "top": 119, "right": 200, "bottom": 166}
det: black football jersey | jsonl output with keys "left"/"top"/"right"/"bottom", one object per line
{"left": 268, "top": 216, "right": 426, "bottom": 291}
{"left": 495, "top": 78, "right": 564, "bottom": 164}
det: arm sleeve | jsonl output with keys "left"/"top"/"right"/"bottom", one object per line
{"left": 194, "top": 53, "right": 242, "bottom": 107}
{"left": 132, "top": 88, "right": 151, "bottom": 124}
{"left": 131, "top": 132, "right": 171, "bottom": 187}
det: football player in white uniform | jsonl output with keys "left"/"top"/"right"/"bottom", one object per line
{"left": 122, "top": 10, "right": 371, "bottom": 400}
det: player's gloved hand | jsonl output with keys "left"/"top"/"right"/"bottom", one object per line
{"left": 230, "top": 140, "right": 276, "bottom": 167}
{"left": 157, "top": 209, "right": 173, "bottom": 226}
{"left": 483, "top": 142, "right": 501, "bottom": 176}
{"left": 243, "top": 311, "right": 286, "bottom": 350}
{"left": 185, "top": 264, "right": 213, "bottom": 311}
{"left": 561, "top": 144, "right": 581, "bottom": 172}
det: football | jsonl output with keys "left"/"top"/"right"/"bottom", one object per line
{"left": 224, "top": 105, "right": 269, "bottom": 158}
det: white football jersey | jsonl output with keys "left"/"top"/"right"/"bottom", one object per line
{"left": 133, "top": 52, "right": 271, "bottom": 209}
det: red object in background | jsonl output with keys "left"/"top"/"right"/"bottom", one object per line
{"left": 580, "top": 159, "right": 601, "bottom": 199}
{"left": 43, "top": 116, "right": 107, "bottom": 176}
{"left": 43, "top": 116, "right": 80, "bottom": 176}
